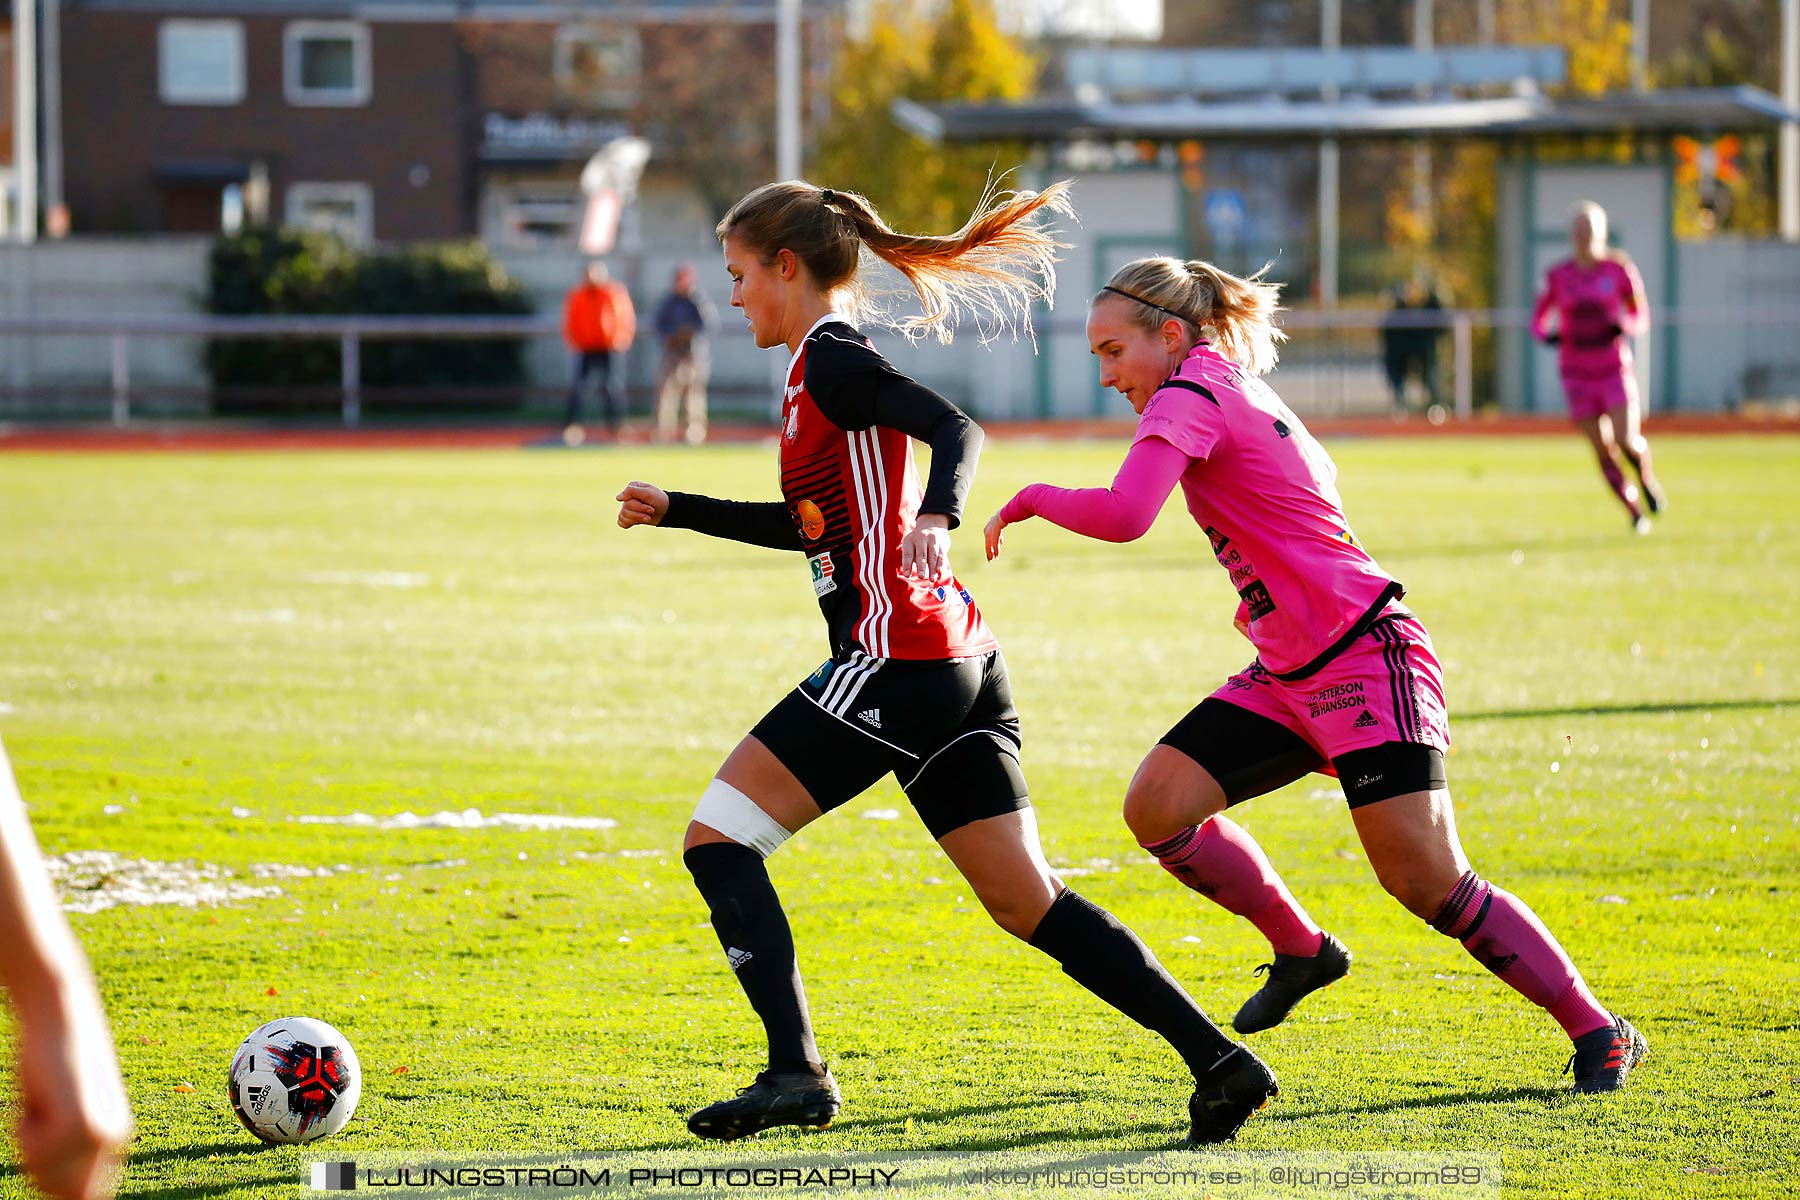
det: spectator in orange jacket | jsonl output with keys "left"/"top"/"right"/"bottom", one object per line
{"left": 562, "top": 261, "right": 637, "bottom": 442}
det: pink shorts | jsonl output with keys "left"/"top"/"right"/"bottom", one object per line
{"left": 1562, "top": 371, "right": 1637, "bottom": 422}
{"left": 1212, "top": 609, "right": 1450, "bottom": 762}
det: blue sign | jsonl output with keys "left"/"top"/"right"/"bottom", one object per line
{"left": 1204, "top": 189, "right": 1248, "bottom": 244}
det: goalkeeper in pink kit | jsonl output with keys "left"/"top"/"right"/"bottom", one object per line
{"left": 1532, "top": 201, "right": 1667, "bottom": 532}
{"left": 984, "top": 255, "right": 1648, "bottom": 1099}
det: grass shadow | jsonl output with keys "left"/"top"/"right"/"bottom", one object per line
{"left": 1260, "top": 1083, "right": 1551, "bottom": 1123}
{"left": 1462, "top": 697, "right": 1799, "bottom": 722}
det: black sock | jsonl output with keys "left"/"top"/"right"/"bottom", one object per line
{"left": 683, "top": 842, "right": 821, "bottom": 1073}
{"left": 1029, "top": 889, "right": 1237, "bottom": 1081}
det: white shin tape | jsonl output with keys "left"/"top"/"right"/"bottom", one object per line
{"left": 692, "top": 778, "right": 793, "bottom": 858}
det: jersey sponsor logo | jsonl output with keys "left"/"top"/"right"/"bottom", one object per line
{"left": 856, "top": 707, "right": 882, "bottom": 729}
{"left": 1351, "top": 709, "right": 1382, "bottom": 729}
{"left": 1238, "top": 579, "right": 1277, "bottom": 621}
{"left": 1354, "top": 772, "right": 1384, "bottom": 788}
{"left": 809, "top": 551, "right": 837, "bottom": 597}
{"left": 1306, "top": 681, "right": 1367, "bottom": 719}
{"left": 1203, "top": 525, "right": 1231, "bottom": 555}
{"left": 807, "top": 659, "right": 834, "bottom": 688}
{"left": 1273, "top": 418, "right": 1292, "bottom": 439}
{"left": 796, "top": 499, "right": 826, "bottom": 542}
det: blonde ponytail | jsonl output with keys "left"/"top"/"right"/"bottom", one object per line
{"left": 717, "top": 178, "right": 1075, "bottom": 344}
{"left": 1099, "top": 257, "right": 1286, "bottom": 375}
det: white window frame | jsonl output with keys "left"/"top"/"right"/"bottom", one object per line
{"left": 485, "top": 179, "right": 586, "bottom": 248}
{"left": 285, "top": 181, "right": 374, "bottom": 245}
{"left": 283, "top": 20, "right": 371, "bottom": 108}
{"left": 158, "top": 19, "right": 245, "bottom": 106}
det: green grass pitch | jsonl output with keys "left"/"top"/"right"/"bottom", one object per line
{"left": 0, "top": 433, "right": 1795, "bottom": 1198}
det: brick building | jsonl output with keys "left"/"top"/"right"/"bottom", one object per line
{"left": 55, "top": 0, "right": 840, "bottom": 244}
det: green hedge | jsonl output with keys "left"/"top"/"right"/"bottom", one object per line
{"left": 206, "top": 230, "right": 535, "bottom": 414}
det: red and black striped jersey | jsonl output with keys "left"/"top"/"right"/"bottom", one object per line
{"left": 781, "top": 315, "right": 995, "bottom": 661}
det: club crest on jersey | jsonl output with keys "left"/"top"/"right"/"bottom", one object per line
{"left": 808, "top": 551, "right": 837, "bottom": 597}
{"left": 783, "top": 401, "right": 802, "bottom": 442}
{"left": 796, "top": 499, "right": 826, "bottom": 542}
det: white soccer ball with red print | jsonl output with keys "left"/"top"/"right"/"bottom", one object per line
{"left": 228, "top": 1016, "right": 362, "bottom": 1144}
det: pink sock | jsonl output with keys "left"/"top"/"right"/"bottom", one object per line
{"left": 1600, "top": 457, "right": 1644, "bottom": 517}
{"left": 1142, "top": 817, "right": 1324, "bottom": 957}
{"left": 1431, "top": 871, "right": 1612, "bottom": 1039}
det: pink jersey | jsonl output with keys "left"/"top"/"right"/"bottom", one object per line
{"left": 1532, "top": 257, "right": 1646, "bottom": 382}
{"left": 1002, "top": 342, "right": 1401, "bottom": 678}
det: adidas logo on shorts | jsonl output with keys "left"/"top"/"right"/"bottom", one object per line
{"left": 857, "top": 708, "right": 882, "bottom": 729}
{"left": 726, "top": 947, "right": 754, "bottom": 971}
{"left": 1351, "top": 710, "right": 1381, "bottom": 729}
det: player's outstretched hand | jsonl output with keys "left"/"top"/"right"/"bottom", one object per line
{"left": 899, "top": 515, "right": 951, "bottom": 583}
{"left": 15, "top": 984, "right": 133, "bottom": 1200}
{"left": 616, "top": 482, "right": 669, "bottom": 529}
{"left": 983, "top": 511, "right": 1010, "bottom": 562}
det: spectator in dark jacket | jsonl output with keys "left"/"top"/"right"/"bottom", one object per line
{"left": 651, "top": 264, "right": 715, "bottom": 444}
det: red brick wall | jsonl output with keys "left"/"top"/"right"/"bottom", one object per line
{"left": 61, "top": 11, "right": 468, "bottom": 239}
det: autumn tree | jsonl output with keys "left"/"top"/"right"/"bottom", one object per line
{"left": 812, "top": 0, "right": 1038, "bottom": 235}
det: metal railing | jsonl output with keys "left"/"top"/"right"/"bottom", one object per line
{"left": 0, "top": 314, "right": 557, "bottom": 427}
{"left": 3, "top": 306, "right": 1799, "bottom": 426}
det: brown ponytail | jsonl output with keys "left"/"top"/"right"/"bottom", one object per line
{"left": 1100, "top": 257, "right": 1286, "bottom": 375}
{"left": 717, "top": 178, "right": 1074, "bottom": 343}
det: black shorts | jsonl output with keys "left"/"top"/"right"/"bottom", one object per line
{"left": 750, "top": 648, "right": 1028, "bottom": 839}
{"left": 1159, "top": 698, "right": 1447, "bottom": 810}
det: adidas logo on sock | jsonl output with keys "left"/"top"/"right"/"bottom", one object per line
{"left": 725, "top": 947, "right": 754, "bottom": 971}
{"left": 856, "top": 708, "right": 882, "bottom": 729}
{"left": 1351, "top": 710, "right": 1380, "bottom": 729}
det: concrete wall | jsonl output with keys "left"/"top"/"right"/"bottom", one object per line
{"left": 1671, "top": 237, "right": 1800, "bottom": 410}
{"left": 0, "top": 237, "right": 214, "bottom": 416}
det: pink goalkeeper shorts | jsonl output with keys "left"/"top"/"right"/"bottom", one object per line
{"left": 1212, "top": 608, "right": 1450, "bottom": 761}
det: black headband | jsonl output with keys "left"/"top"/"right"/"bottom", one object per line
{"left": 1101, "top": 285, "right": 1196, "bottom": 326}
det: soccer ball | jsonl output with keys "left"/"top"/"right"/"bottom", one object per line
{"left": 228, "top": 1017, "right": 362, "bottom": 1144}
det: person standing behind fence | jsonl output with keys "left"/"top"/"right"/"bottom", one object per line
{"left": 1532, "top": 201, "right": 1667, "bottom": 533}
{"left": 652, "top": 264, "right": 716, "bottom": 444}
{"left": 562, "top": 261, "right": 637, "bottom": 445}
{"left": 1380, "top": 272, "right": 1447, "bottom": 418}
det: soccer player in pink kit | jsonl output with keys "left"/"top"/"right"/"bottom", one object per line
{"left": 984, "top": 256, "right": 1648, "bottom": 1095}
{"left": 1532, "top": 201, "right": 1667, "bottom": 532}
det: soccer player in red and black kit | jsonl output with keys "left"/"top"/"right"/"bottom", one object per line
{"left": 616, "top": 181, "right": 1279, "bottom": 1145}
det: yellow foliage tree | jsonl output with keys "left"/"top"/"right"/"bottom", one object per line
{"left": 813, "top": 0, "right": 1037, "bottom": 235}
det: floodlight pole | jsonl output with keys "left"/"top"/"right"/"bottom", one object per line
{"left": 1630, "top": 0, "right": 1649, "bottom": 91}
{"left": 11, "top": 0, "right": 37, "bottom": 243}
{"left": 1783, "top": 0, "right": 1799, "bottom": 240}
{"left": 777, "top": 0, "right": 801, "bottom": 181}
{"left": 1411, "top": 0, "right": 1433, "bottom": 252}
{"left": 1317, "top": 0, "right": 1340, "bottom": 307}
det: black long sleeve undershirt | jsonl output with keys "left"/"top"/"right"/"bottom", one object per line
{"left": 803, "top": 328, "right": 981, "bottom": 528}
{"left": 659, "top": 492, "right": 805, "bottom": 551}
{"left": 656, "top": 325, "right": 981, "bottom": 550}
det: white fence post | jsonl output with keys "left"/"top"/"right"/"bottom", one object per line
{"left": 110, "top": 333, "right": 129, "bottom": 426}
{"left": 1453, "top": 314, "right": 1473, "bottom": 420}
{"left": 341, "top": 330, "right": 361, "bottom": 428}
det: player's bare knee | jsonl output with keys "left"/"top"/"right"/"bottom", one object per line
{"left": 982, "top": 896, "right": 1045, "bottom": 941}
{"left": 1122, "top": 774, "right": 1179, "bottom": 843}
{"left": 1373, "top": 865, "right": 1443, "bottom": 920}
